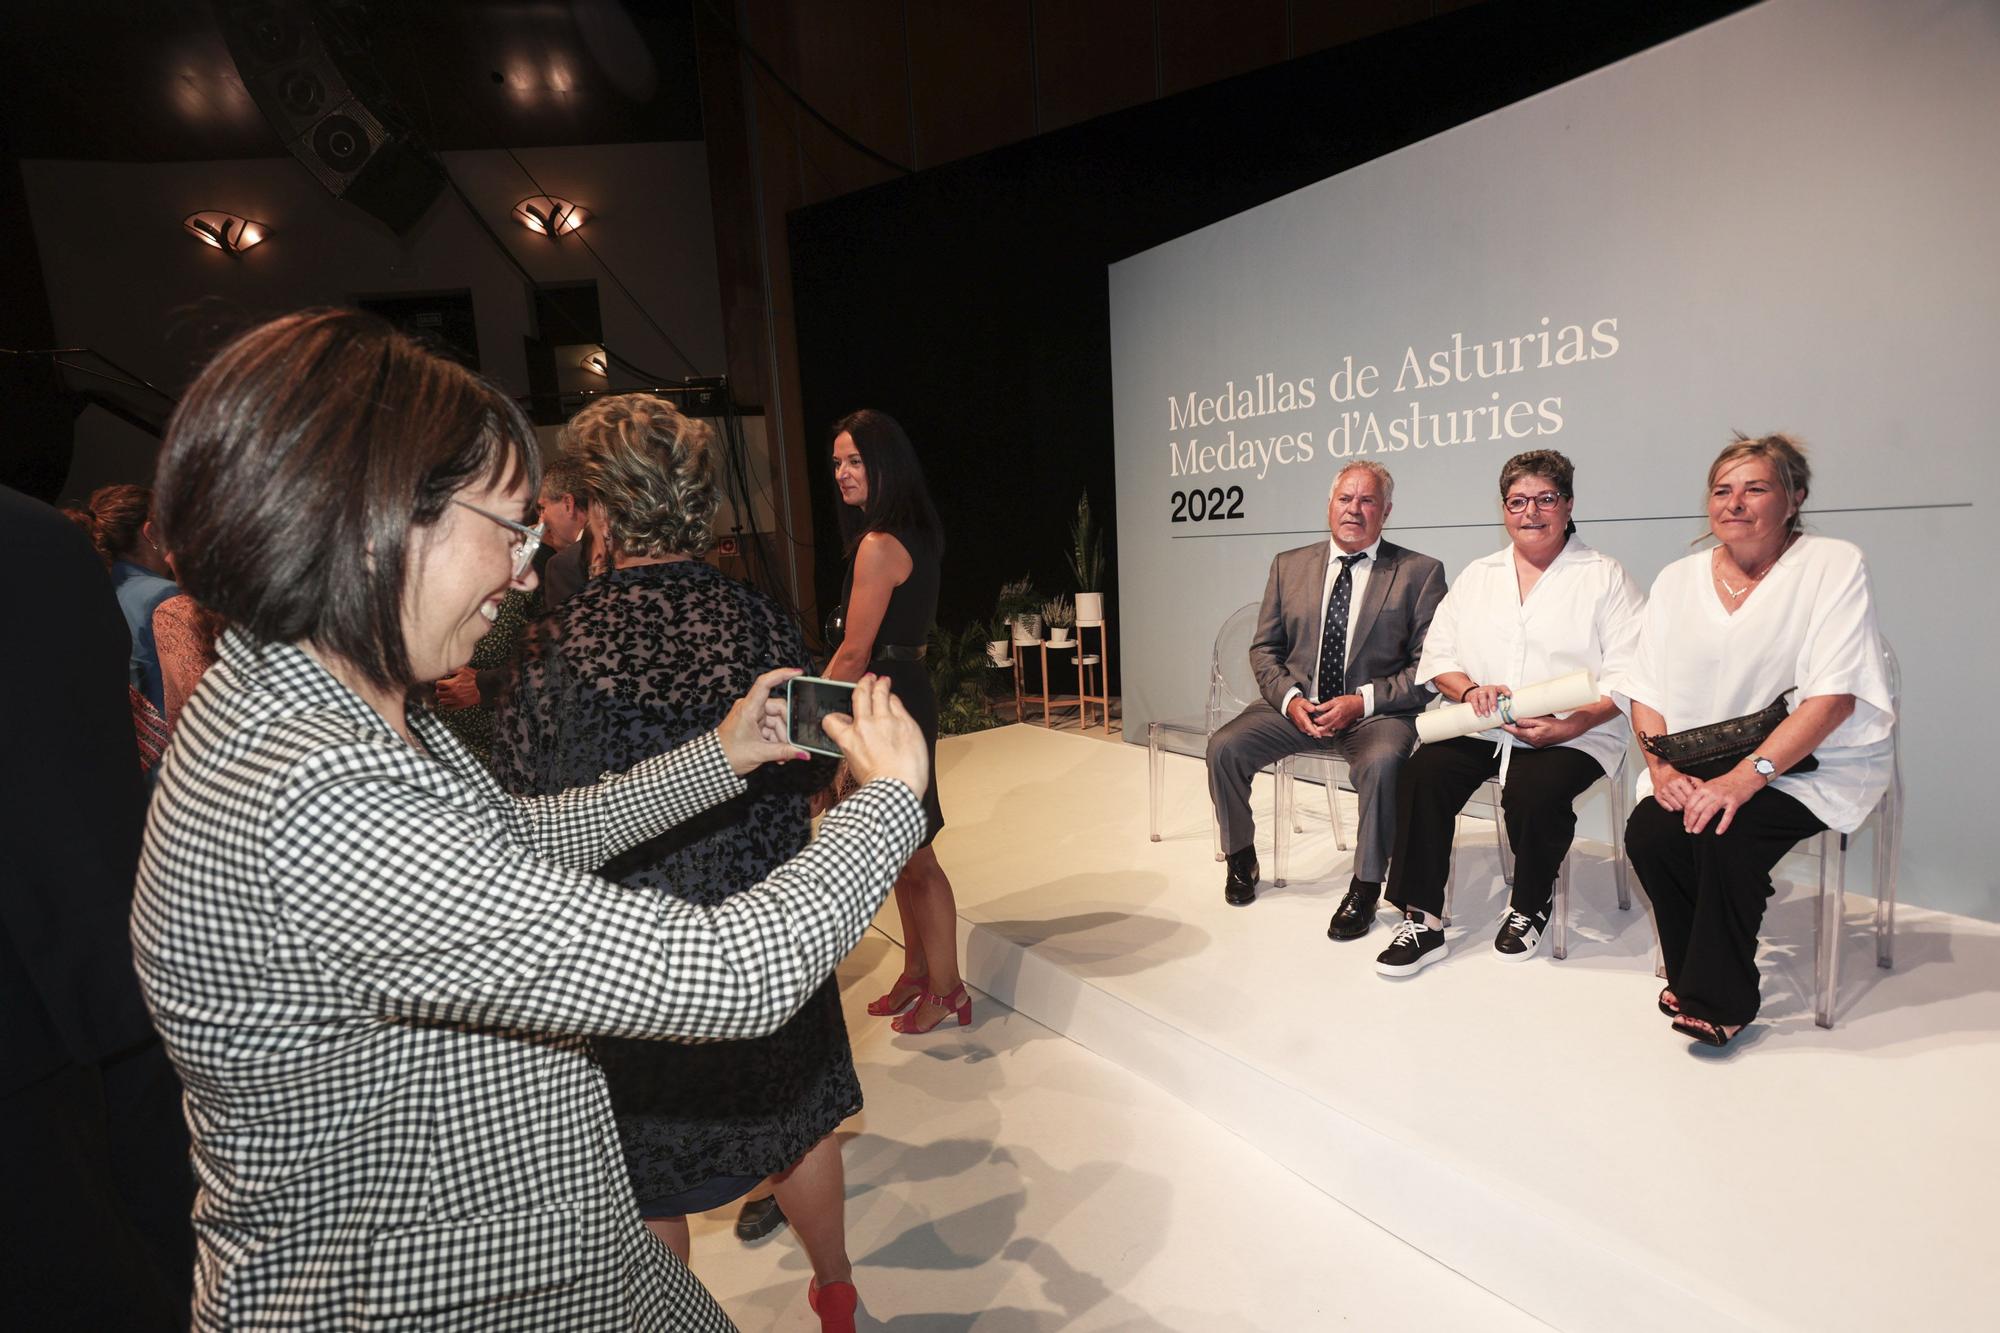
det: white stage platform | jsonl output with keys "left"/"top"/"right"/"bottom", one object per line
{"left": 888, "top": 724, "right": 2000, "bottom": 1332}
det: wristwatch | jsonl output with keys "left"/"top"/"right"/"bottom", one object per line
{"left": 1749, "top": 754, "right": 1777, "bottom": 778}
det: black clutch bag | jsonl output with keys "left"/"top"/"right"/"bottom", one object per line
{"left": 1639, "top": 691, "right": 1820, "bottom": 781}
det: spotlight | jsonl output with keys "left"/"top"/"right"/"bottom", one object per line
{"left": 512, "top": 195, "right": 587, "bottom": 237}
{"left": 183, "top": 211, "right": 268, "bottom": 253}
{"left": 580, "top": 348, "right": 608, "bottom": 377}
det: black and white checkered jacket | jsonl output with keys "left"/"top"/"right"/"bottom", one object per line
{"left": 132, "top": 634, "right": 923, "bottom": 1329}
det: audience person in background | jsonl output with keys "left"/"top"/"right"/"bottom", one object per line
{"left": 1620, "top": 433, "right": 1894, "bottom": 1047}
{"left": 136, "top": 309, "right": 928, "bottom": 1329}
{"left": 1211, "top": 461, "right": 1447, "bottom": 927}
{"left": 431, "top": 584, "right": 536, "bottom": 764}
{"left": 493, "top": 393, "right": 866, "bottom": 1331}
{"left": 536, "top": 450, "right": 595, "bottom": 610}
{"left": 84, "top": 483, "right": 179, "bottom": 715}
{"left": 824, "top": 409, "right": 968, "bottom": 1036}
{"left": 1, "top": 484, "right": 194, "bottom": 1330}
{"left": 1374, "top": 450, "right": 1644, "bottom": 975}
{"left": 153, "top": 588, "right": 226, "bottom": 735}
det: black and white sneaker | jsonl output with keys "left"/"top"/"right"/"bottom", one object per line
{"left": 1493, "top": 909, "right": 1546, "bottom": 961}
{"left": 1375, "top": 913, "right": 1448, "bottom": 977}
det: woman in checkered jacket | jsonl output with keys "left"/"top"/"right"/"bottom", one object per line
{"left": 133, "top": 309, "right": 929, "bottom": 1331}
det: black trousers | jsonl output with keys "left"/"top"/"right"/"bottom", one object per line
{"left": 1625, "top": 787, "right": 1826, "bottom": 1027}
{"left": 1384, "top": 736, "right": 1605, "bottom": 920}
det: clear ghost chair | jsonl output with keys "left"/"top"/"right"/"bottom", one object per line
{"left": 1801, "top": 640, "right": 1901, "bottom": 1027}
{"left": 1147, "top": 602, "right": 1310, "bottom": 859}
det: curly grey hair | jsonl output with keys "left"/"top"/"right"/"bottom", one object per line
{"left": 558, "top": 393, "right": 719, "bottom": 559}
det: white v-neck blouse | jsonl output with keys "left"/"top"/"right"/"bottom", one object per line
{"left": 1615, "top": 533, "right": 1895, "bottom": 833}
{"left": 1416, "top": 539, "right": 1645, "bottom": 776}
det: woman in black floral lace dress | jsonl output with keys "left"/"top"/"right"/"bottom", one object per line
{"left": 491, "top": 393, "right": 865, "bottom": 1332}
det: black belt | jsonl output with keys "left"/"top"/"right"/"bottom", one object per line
{"left": 873, "top": 643, "right": 928, "bottom": 662}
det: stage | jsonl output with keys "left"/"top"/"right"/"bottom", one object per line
{"left": 883, "top": 723, "right": 2000, "bottom": 1332}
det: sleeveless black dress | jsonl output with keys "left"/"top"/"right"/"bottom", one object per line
{"left": 839, "top": 527, "right": 945, "bottom": 846}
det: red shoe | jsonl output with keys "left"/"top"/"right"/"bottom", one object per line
{"left": 866, "top": 970, "right": 927, "bottom": 1017}
{"left": 807, "top": 1278, "right": 859, "bottom": 1333}
{"left": 891, "top": 981, "right": 972, "bottom": 1034}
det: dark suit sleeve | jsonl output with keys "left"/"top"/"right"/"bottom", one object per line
{"left": 1368, "top": 556, "right": 1448, "bottom": 715}
{"left": 1250, "top": 553, "right": 1302, "bottom": 710}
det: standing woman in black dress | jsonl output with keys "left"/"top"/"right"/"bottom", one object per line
{"left": 825, "top": 410, "right": 968, "bottom": 1034}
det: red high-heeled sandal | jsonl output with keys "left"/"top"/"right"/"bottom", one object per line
{"left": 807, "top": 1278, "right": 858, "bottom": 1333}
{"left": 891, "top": 981, "right": 972, "bottom": 1034}
{"left": 866, "top": 970, "right": 927, "bottom": 1017}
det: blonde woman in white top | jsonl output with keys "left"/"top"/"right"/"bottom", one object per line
{"left": 1619, "top": 433, "right": 1894, "bottom": 1047}
{"left": 1375, "top": 450, "right": 1645, "bottom": 976}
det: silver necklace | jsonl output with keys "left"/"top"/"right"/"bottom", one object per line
{"left": 1714, "top": 541, "right": 1787, "bottom": 599}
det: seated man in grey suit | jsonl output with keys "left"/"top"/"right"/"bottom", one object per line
{"left": 1207, "top": 460, "right": 1446, "bottom": 938}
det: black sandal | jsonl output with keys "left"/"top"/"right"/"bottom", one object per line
{"left": 1657, "top": 987, "right": 1680, "bottom": 1017}
{"left": 1671, "top": 1014, "right": 1738, "bottom": 1048}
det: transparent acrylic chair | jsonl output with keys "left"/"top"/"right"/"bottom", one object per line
{"left": 1271, "top": 751, "right": 1350, "bottom": 887}
{"left": 1440, "top": 748, "right": 1634, "bottom": 958}
{"left": 1147, "top": 601, "right": 1296, "bottom": 858}
{"left": 1801, "top": 641, "right": 1901, "bottom": 1027}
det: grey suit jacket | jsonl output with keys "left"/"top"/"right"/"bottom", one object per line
{"left": 1249, "top": 537, "right": 1448, "bottom": 717}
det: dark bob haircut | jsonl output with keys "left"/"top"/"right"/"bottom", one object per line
{"left": 830, "top": 408, "right": 942, "bottom": 555}
{"left": 155, "top": 308, "right": 539, "bottom": 692}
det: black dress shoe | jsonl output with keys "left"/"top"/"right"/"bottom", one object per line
{"left": 734, "top": 1195, "right": 786, "bottom": 1242}
{"left": 1224, "top": 847, "right": 1260, "bottom": 906}
{"left": 1327, "top": 879, "right": 1382, "bottom": 940}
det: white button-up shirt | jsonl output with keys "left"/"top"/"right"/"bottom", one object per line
{"left": 1281, "top": 536, "right": 1382, "bottom": 717}
{"left": 1416, "top": 538, "right": 1645, "bottom": 776}
{"left": 1615, "top": 534, "right": 1894, "bottom": 833}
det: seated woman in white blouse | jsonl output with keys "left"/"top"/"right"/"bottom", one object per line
{"left": 1619, "top": 433, "right": 1894, "bottom": 1047}
{"left": 1374, "top": 450, "right": 1645, "bottom": 976}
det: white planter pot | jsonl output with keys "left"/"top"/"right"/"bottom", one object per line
{"left": 986, "top": 640, "right": 1013, "bottom": 666}
{"left": 1048, "top": 628, "right": 1073, "bottom": 646}
{"left": 1074, "top": 592, "right": 1105, "bottom": 624}
{"left": 1010, "top": 613, "right": 1043, "bottom": 644}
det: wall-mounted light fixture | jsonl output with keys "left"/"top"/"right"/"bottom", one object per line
{"left": 512, "top": 195, "right": 588, "bottom": 238}
{"left": 183, "top": 211, "right": 268, "bottom": 253}
{"left": 580, "top": 348, "right": 609, "bottom": 377}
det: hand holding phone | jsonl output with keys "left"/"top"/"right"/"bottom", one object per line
{"left": 786, "top": 675, "right": 857, "bottom": 758}
{"left": 815, "top": 675, "right": 929, "bottom": 795}
{"left": 717, "top": 667, "right": 806, "bottom": 775}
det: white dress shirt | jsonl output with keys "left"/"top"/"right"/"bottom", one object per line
{"left": 1615, "top": 534, "right": 1895, "bottom": 833}
{"left": 1281, "top": 536, "right": 1381, "bottom": 717}
{"left": 1416, "top": 539, "right": 1645, "bottom": 776}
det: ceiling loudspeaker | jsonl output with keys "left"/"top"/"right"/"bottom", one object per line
{"left": 214, "top": 0, "right": 444, "bottom": 234}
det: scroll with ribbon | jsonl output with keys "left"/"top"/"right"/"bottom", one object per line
{"left": 1415, "top": 669, "right": 1600, "bottom": 744}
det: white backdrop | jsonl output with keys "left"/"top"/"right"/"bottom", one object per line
{"left": 1110, "top": 0, "right": 2000, "bottom": 920}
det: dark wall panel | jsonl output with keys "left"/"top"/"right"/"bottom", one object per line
{"left": 767, "top": 0, "right": 915, "bottom": 192}
{"left": 1292, "top": 0, "right": 1438, "bottom": 56}
{"left": 1156, "top": 0, "right": 1290, "bottom": 96}
{"left": 907, "top": 2, "right": 1038, "bottom": 167}
{"left": 1034, "top": 0, "right": 1158, "bottom": 132}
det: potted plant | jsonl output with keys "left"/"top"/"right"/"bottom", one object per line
{"left": 1043, "top": 595, "right": 1075, "bottom": 646}
{"left": 985, "top": 616, "right": 1013, "bottom": 666}
{"left": 929, "top": 623, "right": 1001, "bottom": 735}
{"left": 1068, "top": 492, "right": 1107, "bottom": 624}
{"left": 996, "top": 574, "right": 1043, "bottom": 644}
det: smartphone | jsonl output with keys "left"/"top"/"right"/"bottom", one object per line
{"left": 785, "top": 675, "right": 857, "bottom": 758}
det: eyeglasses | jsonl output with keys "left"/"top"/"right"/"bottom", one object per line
{"left": 452, "top": 499, "right": 546, "bottom": 581}
{"left": 1504, "top": 492, "right": 1569, "bottom": 514}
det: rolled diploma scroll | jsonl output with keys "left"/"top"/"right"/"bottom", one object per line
{"left": 1415, "top": 670, "right": 1599, "bottom": 744}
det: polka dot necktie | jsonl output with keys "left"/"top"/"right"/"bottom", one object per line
{"left": 1318, "top": 552, "right": 1367, "bottom": 700}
